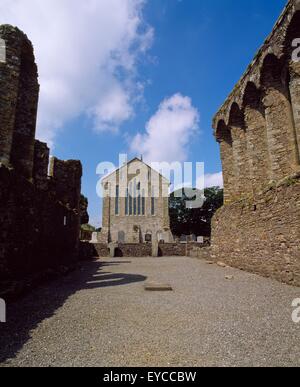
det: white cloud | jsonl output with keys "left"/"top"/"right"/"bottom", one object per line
{"left": 131, "top": 93, "right": 199, "bottom": 163}
{"left": 0, "top": 0, "right": 153, "bottom": 147}
{"left": 204, "top": 172, "right": 223, "bottom": 188}
{"left": 92, "top": 83, "right": 133, "bottom": 133}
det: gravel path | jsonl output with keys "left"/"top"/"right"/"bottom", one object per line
{"left": 1, "top": 256, "right": 300, "bottom": 367}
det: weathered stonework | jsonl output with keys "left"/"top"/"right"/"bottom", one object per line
{"left": 0, "top": 25, "right": 84, "bottom": 291}
{"left": 49, "top": 157, "right": 82, "bottom": 210}
{"left": 99, "top": 158, "right": 174, "bottom": 244}
{"left": 0, "top": 25, "right": 39, "bottom": 179}
{"left": 212, "top": 176, "right": 300, "bottom": 286}
{"left": 33, "top": 140, "right": 50, "bottom": 191}
{"left": 91, "top": 242, "right": 210, "bottom": 258}
{"left": 212, "top": 0, "right": 300, "bottom": 286}
{"left": 0, "top": 164, "right": 82, "bottom": 284}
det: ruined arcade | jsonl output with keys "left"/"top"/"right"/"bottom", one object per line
{"left": 211, "top": 0, "right": 300, "bottom": 286}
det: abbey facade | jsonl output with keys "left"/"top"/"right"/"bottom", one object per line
{"left": 99, "top": 158, "right": 174, "bottom": 245}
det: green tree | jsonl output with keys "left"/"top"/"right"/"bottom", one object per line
{"left": 81, "top": 224, "right": 96, "bottom": 232}
{"left": 169, "top": 187, "right": 224, "bottom": 237}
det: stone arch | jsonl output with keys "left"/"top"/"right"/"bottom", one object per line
{"left": 260, "top": 54, "right": 283, "bottom": 89}
{"left": 216, "top": 119, "right": 232, "bottom": 144}
{"left": 228, "top": 102, "right": 252, "bottom": 198}
{"left": 216, "top": 120, "right": 235, "bottom": 203}
{"left": 284, "top": 10, "right": 300, "bottom": 159}
{"left": 0, "top": 25, "right": 39, "bottom": 179}
{"left": 284, "top": 10, "right": 300, "bottom": 60}
{"left": 242, "top": 81, "right": 270, "bottom": 191}
{"left": 260, "top": 54, "right": 299, "bottom": 177}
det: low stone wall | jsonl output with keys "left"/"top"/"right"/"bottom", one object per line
{"left": 93, "top": 243, "right": 110, "bottom": 258}
{"left": 159, "top": 242, "right": 210, "bottom": 257}
{"left": 79, "top": 242, "right": 99, "bottom": 261}
{"left": 0, "top": 165, "right": 80, "bottom": 288}
{"left": 91, "top": 242, "right": 210, "bottom": 258}
{"left": 211, "top": 176, "right": 300, "bottom": 286}
{"left": 188, "top": 245, "right": 211, "bottom": 260}
{"left": 158, "top": 243, "right": 187, "bottom": 256}
{"left": 116, "top": 243, "right": 152, "bottom": 257}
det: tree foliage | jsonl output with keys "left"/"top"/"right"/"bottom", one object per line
{"left": 81, "top": 223, "right": 96, "bottom": 232}
{"left": 169, "top": 187, "right": 224, "bottom": 237}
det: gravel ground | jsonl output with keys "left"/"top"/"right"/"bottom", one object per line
{"left": 1, "top": 256, "right": 300, "bottom": 367}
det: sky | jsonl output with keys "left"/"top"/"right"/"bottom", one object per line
{"left": 0, "top": 0, "right": 287, "bottom": 227}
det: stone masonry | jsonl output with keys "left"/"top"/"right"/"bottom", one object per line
{"left": 211, "top": 0, "right": 300, "bottom": 286}
{"left": 0, "top": 25, "right": 39, "bottom": 180}
{"left": 99, "top": 158, "right": 174, "bottom": 244}
{"left": 0, "top": 25, "right": 83, "bottom": 291}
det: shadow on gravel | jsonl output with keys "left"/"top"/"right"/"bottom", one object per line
{"left": 101, "top": 261, "right": 132, "bottom": 266}
{"left": 0, "top": 259, "right": 146, "bottom": 365}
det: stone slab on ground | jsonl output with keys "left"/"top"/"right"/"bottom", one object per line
{"left": 144, "top": 283, "right": 173, "bottom": 292}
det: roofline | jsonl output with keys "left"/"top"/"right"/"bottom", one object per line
{"left": 101, "top": 157, "right": 171, "bottom": 185}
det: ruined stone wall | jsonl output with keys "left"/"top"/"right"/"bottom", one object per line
{"left": 33, "top": 140, "right": 50, "bottom": 191}
{"left": 213, "top": 1, "right": 300, "bottom": 202}
{"left": 0, "top": 165, "right": 81, "bottom": 283}
{"left": 49, "top": 157, "right": 82, "bottom": 210}
{"left": 0, "top": 25, "right": 84, "bottom": 289}
{"left": 211, "top": 176, "right": 300, "bottom": 286}
{"left": 0, "top": 25, "right": 39, "bottom": 180}
{"left": 211, "top": 0, "right": 300, "bottom": 285}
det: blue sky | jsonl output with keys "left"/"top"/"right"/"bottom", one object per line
{"left": 1, "top": 0, "right": 287, "bottom": 227}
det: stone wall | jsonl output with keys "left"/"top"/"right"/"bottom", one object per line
{"left": 0, "top": 25, "right": 39, "bottom": 179}
{"left": 211, "top": 0, "right": 300, "bottom": 286}
{"left": 116, "top": 244, "right": 152, "bottom": 257}
{"left": 211, "top": 176, "right": 300, "bottom": 286}
{"left": 91, "top": 242, "right": 209, "bottom": 258}
{"left": 0, "top": 165, "right": 81, "bottom": 284}
{"left": 188, "top": 246, "right": 211, "bottom": 261}
{"left": 94, "top": 243, "right": 110, "bottom": 258}
{"left": 49, "top": 157, "right": 82, "bottom": 210}
{"left": 213, "top": 1, "right": 300, "bottom": 203}
{"left": 79, "top": 242, "right": 98, "bottom": 261}
{"left": 33, "top": 140, "right": 49, "bottom": 191}
{"left": 0, "top": 25, "right": 84, "bottom": 292}
{"left": 158, "top": 243, "right": 187, "bottom": 257}
{"left": 100, "top": 158, "right": 173, "bottom": 244}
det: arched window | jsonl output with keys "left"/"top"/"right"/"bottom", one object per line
{"left": 115, "top": 185, "right": 119, "bottom": 215}
{"left": 129, "top": 182, "right": 133, "bottom": 215}
{"left": 125, "top": 188, "right": 129, "bottom": 215}
{"left": 137, "top": 182, "right": 141, "bottom": 215}
{"left": 133, "top": 179, "right": 137, "bottom": 215}
{"left": 142, "top": 189, "right": 145, "bottom": 215}
{"left": 151, "top": 186, "right": 155, "bottom": 215}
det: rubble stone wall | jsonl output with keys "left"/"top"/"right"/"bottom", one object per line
{"left": 0, "top": 25, "right": 84, "bottom": 291}
{"left": 211, "top": 176, "right": 300, "bottom": 286}
{"left": 0, "top": 165, "right": 81, "bottom": 283}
